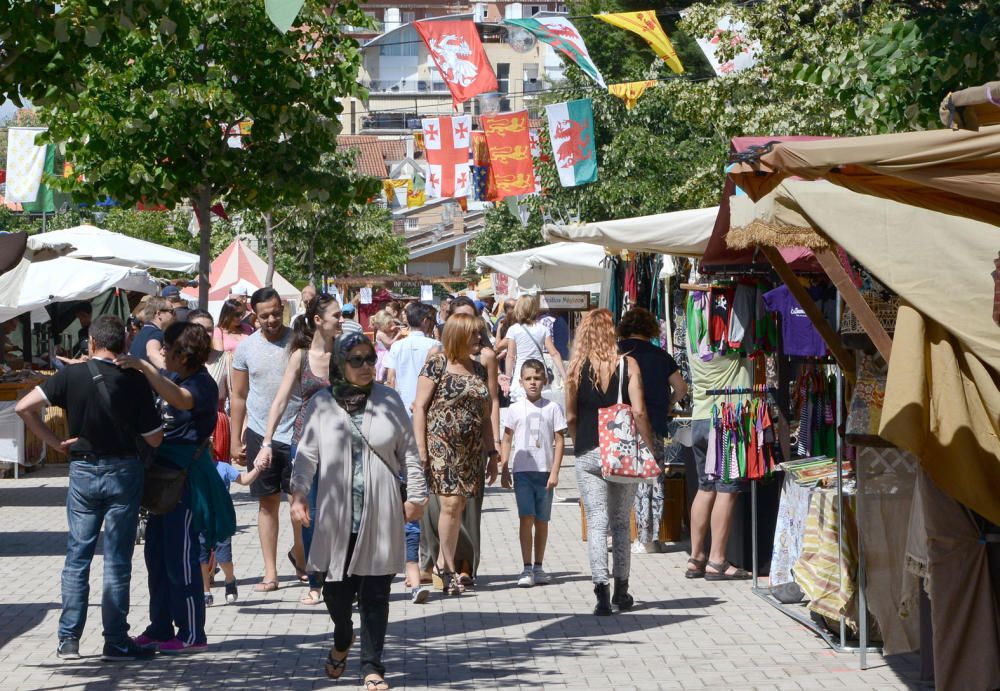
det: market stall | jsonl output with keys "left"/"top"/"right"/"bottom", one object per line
{"left": 31, "top": 224, "right": 200, "bottom": 273}
{"left": 181, "top": 238, "right": 299, "bottom": 319}
{"left": 474, "top": 241, "right": 607, "bottom": 293}
{"left": 724, "top": 175, "right": 1000, "bottom": 690}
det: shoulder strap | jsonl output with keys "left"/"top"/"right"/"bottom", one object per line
{"left": 524, "top": 325, "right": 547, "bottom": 358}
{"left": 617, "top": 357, "right": 626, "bottom": 405}
{"left": 344, "top": 408, "right": 401, "bottom": 481}
{"left": 86, "top": 360, "right": 138, "bottom": 448}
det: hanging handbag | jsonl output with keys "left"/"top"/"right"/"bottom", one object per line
{"left": 86, "top": 360, "right": 187, "bottom": 514}
{"left": 597, "top": 358, "right": 661, "bottom": 485}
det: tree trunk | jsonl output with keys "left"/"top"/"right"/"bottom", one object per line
{"left": 264, "top": 211, "right": 275, "bottom": 287}
{"left": 308, "top": 229, "right": 317, "bottom": 286}
{"left": 195, "top": 191, "right": 213, "bottom": 310}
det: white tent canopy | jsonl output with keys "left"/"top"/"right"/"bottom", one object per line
{"left": 0, "top": 256, "right": 158, "bottom": 322}
{"left": 475, "top": 242, "right": 607, "bottom": 292}
{"left": 31, "top": 224, "right": 200, "bottom": 273}
{"left": 542, "top": 206, "right": 718, "bottom": 256}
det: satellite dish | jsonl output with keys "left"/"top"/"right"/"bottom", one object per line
{"left": 477, "top": 91, "right": 501, "bottom": 115}
{"left": 507, "top": 27, "right": 537, "bottom": 53}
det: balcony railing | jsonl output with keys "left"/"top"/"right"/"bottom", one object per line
{"left": 364, "top": 78, "right": 450, "bottom": 93}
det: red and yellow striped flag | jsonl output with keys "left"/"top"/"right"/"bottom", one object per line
{"left": 596, "top": 11, "right": 683, "bottom": 74}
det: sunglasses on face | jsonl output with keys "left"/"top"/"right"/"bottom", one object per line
{"left": 345, "top": 353, "right": 377, "bottom": 368}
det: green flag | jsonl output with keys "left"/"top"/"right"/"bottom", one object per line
{"left": 503, "top": 17, "right": 606, "bottom": 88}
{"left": 22, "top": 145, "right": 55, "bottom": 214}
{"left": 265, "top": 0, "right": 306, "bottom": 33}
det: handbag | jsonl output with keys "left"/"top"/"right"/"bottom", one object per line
{"left": 597, "top": 358, "right": 661, "bottom": 484}
{"left": 523, "top": 326, "right": 555, "bottom": 383}
{"left": 86, "top": 360, "right": 188, "bottom": 514}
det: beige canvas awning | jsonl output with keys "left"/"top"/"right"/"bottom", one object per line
{"left": 940, "top": 82, "right": 1000, "bottom": 131}
{"left": 728, "top": 126, "right": 1000, "bottom": 226}
{"left": 542, "top": 206, "right": 717, "bottom": 256}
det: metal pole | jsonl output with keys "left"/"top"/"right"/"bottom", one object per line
{"left": 835, "top": 291, "right": 846, "bottom": 649}
{"left": 751, "top": 479, "right": 759, "bottom": 591}
{"left": 858, "top": 456, "right": 868, "bottom": 669}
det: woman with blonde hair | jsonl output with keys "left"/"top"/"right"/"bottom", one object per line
{"left": 565, "top": 308, "right": 655, "bottom": 616}
{"left": 503, "top": 295, "right": 566, "bottom": 402}
{"left": 413, "top": 313, "right": 499, "bottom": 596}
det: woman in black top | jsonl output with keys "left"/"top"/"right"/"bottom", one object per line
{"left": 565, "top": 309, "right": 655, "bottom": 616}
{"left": 618, "top": 307, "right": 688, "bottom": 552}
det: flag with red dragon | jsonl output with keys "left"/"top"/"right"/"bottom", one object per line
{"left": 545, "top": 99, "right": 597, "bottom": 187}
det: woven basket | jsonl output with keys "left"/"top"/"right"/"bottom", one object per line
{"left": 840, "top": 290, "right": 900, "bottom": 336}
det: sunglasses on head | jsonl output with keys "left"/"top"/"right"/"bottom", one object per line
{"left": 345, "top": 353, "right": 377, "bottom": 368}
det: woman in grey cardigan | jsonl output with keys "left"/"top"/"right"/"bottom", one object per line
{"left": 291, "top": 333, "right": 427, "bottom": 690}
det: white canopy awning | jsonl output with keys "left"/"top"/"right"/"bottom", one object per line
{"left": 31, "top": 224, "right": 200, "bottom": 273}
{"left": 475, "top": 242, "right": 607, "bottom": 292}
{"left": 0, "top": 256, "right": 158, "bottom": 322}
{"left": 542, "top": 206, "right": 718, "bottom": 256}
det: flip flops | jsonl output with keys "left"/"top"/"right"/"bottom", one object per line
{"left": 325, "top": 636, "right": 356, "bottom": 679}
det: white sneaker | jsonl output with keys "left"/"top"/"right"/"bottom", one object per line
{"left": 517, "top": 568, "right": 535, "bottom": 588}
{"left": 532, "top": 566, "right": 552, "bottom": 585}
{"left": 411, "top": 585, "right": 431, "bottom": 604}
{"left": 631, "top": 541, "right": 659, "bottom": 554}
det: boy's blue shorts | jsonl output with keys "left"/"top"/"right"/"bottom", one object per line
{"left": 199, "top": 534, "right": 233, "bottom": 565}
{"left": 513, "top": 471, "right": 553, "bottom": 522}
{"left": 404, "top": 519, "right": 420, "bottom": 564}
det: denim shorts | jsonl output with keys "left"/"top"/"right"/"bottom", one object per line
{"left": 404, "top": 520, "right": 420, "bottom": 563}
{"left": 514, "top": 471, "right": 553, "bottom": 521}
{"left": 199, "top": 534, "right": 233, "bottom": 564}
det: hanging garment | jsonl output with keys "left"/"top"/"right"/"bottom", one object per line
{"left": 686, "top": 291, "right": 711, "bottom": 360}
{"left": 708, "top": 287, "right": 734, "bottom": 352}
{"left": 727, "top": 283, "right": 756, "bottom": 351}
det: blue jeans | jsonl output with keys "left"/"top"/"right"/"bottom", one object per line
{"left": 143, "top": 487, "right": 206, "bottom": 645}
{"left": 299, "top": 473, "right": 322, "bottom": 590}
{"left": 59, "top": 457, "right": 144, "bottom": 645}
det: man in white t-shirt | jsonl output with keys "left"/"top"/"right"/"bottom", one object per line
{"left": 385, "top": 302, "right": 440, "bottom": 414}
{"left": 499, "top": 359, "right": 567, "bottom": 588}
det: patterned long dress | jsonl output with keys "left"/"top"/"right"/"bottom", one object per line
{"left": 421, "top": 353, "right": 490, "bottom": 497}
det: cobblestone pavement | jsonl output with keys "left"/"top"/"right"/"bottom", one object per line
{"left": 0, "top": 459, "right": 924, "bottom": 690}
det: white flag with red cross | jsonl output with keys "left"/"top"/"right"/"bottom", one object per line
{"left": 422, "top": 115, "right": 472, "bottom": 199}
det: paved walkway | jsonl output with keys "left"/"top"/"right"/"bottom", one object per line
{"left": 0, "top": 459, "right": 924, "bottom": 690}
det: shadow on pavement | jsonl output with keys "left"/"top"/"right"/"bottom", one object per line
{"left": 0, "top": 485, "right": 67, "bottom": 507}
{"left": 0, "top": 530, "right": 70, "bottom": 557}
{"left": 0, "top": 602, "right": 60, "bottom": 651}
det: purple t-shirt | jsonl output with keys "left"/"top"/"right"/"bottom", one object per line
{"left": 762, "top": 285, "right": 827, "bottom": 357}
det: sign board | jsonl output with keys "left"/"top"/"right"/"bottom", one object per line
{"left": 359, "top": 287, "right": 373, "bottom": 305}
{"left": 420, "top": 285, "right": 434, "bottom": 301}
{"left": 538, "top": 291, "right": 589, "bottom": 311}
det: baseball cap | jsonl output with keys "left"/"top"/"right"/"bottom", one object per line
{"left": 342, "top": 304, "right": 356, "bottom": 315}
{"left": 161, "top": 285, "right": 181, "bottom": 298}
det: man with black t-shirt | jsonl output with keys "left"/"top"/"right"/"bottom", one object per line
{"left": 17, "top": 315, "right": 164, "bottom": 662}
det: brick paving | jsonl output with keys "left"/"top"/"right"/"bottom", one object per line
{"left": 0, "top": 459, "right": 925, "bottom": 690}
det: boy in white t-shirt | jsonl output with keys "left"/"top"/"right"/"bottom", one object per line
{"left": 500, "top": 359, "right": 567, "bottom": 588}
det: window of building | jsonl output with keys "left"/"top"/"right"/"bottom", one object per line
{"left": 380, "top": 25, "right": 419, "bottom": 57}
{"left": 402, "top": 10, "right": 416, "bottom": 23}
{"left": 496, "top": 63, "right": 510, "bottom": 93}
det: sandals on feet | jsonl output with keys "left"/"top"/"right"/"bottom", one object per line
{"left": 254, "top": 580, "right": 279, "bottom": 592}
{"left": 324, "top": 636, "right": 355, "bottom": 679}
{"left": 684, "top": 558, "right": 707, "bottom": 579}
{"left": 704, "top": 560, "right": 752, "bottom": 581}
{"left": 287, "top": 550, "right": 309, "bottom": 583}
{"left": 435, "top": 565, "right": 462, "bottom": 596}
{"left": 299, "top": 589, "right": 322, "bottom": 605}
{"left": 364, "top": 676, "right": 390, "bottom": 690}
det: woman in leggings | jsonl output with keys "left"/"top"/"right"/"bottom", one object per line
{"left": 565, "top": 309, "right": 655, "bottom": 616}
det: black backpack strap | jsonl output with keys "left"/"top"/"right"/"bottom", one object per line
{"left": 86, "top": 359, "right": 141, "bottom": 453}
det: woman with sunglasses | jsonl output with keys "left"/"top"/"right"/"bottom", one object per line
{"left": 413, "top": 314, "right": 500, "bottom": 597}
{"left": 290, "top": 333, "right": 427, "bottom": 690}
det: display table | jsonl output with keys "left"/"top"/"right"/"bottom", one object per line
{"left": 0, "top": 374, "right": 46, "bottom": 478}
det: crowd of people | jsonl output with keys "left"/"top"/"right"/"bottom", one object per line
{"left": 15, "top": 283, "right": 730, "bottom": 690}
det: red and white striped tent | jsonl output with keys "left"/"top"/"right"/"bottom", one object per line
{"left": 183, "top": 238, "right": 299, "bottom": 318}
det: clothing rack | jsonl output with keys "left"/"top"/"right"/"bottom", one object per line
{"left": 748, "top": 291, "right": 880, "bottom": 662}
{"left": 705, "top": 386, "right": 776, "bottom": 396}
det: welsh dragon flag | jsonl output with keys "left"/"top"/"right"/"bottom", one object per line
{"left": 545, "top": 99, "right": 597, "bottom": 188}
{"left": 503, "top": 17, "right": 606, "bottom": 88}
